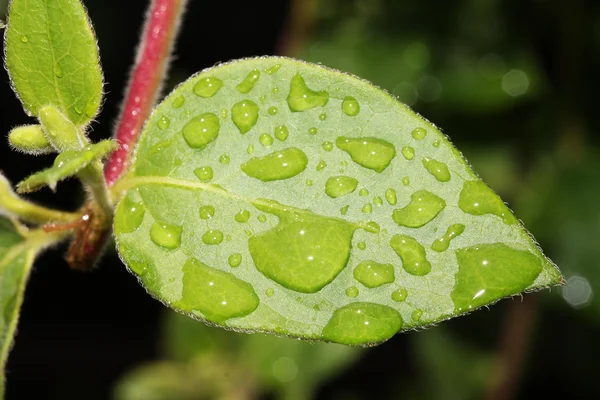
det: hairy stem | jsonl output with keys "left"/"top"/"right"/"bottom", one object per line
{"left": 104, "top": 0, "right": 187, "bottom": 187}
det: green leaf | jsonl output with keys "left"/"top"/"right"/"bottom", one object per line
{"left": 16, "top": 139, "right": 116, "bottom": 193}
{"left": 113, "top": 57, "right": 562, "bottom": 346}
{"left": 4, "top": 0, "right": 103, "bottom": 126}
{"left": 0, "top": 217, "right": 33, "bottom": 398}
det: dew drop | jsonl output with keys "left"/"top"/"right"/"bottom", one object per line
{"left": 402, "top": 146, "right": 415, "bottom": 160}
{"left": 319, "top": 113, "right": 327, "bottom": 121}
{"left": 354, "top": 261, "right": 395, "bottom": 288}
{"left": 362, "top": 203, "right": 372, "bottom": 213}
{"left": 373, "top": 196, "right": 383, "bottom": 206}
{"left": 199, "top": 205, "right": 216, "bottom": 220}
{"left": 219, "top": 154, "right": 230, "bottom": 164}
{"left": 392, "top": 190, "right": 445, "bottom": 228}
{"left": 247, "top": 144, "right": 255, "bottom": 154}
{"left": 322, "top": 303, "right": 403, "bottom": 345}
{"left": 235, "top": 210, "right": 251, "bottom": 223}
{"left": 342, "top": 96, "right": 360, "bottom": 116}
{"left": 316, "top": 160, "right": 327, "bottom": 171}
{"left": 114, "top": 193, "right": 145, "bottom": 234}
{"left": 359, "top": 188, "right": 369, "bottom": 197}
{"left": 268, "top": 106, "right": 279, "bottom": 115}
{"left": 260, "top": 95, "right": 267, "bottom": 103}
{"left": 274, "top": 125, "right": 289, "bottom": 141}
{"left": 259, "top": 133, "right": 274, "bottom": 147}
{"left": 265, "top": 64, "right": 281, "bottom": 74}
{"left": 193, "top": 77, "right": 223, "bottom": 98}
{"left": 287, "top": 73, "right": 329, "bottom": 111}
{"left": 194, "top": 166, "right": 213, "bottom": 181}
{"left": 336, "top": 137, "right": 396, "bottom": 172}
{"left": 390, "top": 234, "right": 431, "bottom": 276}
{"left": 346, "top": 286, "right": 359, "bottom": 298}
{"left": 272, "top": 87, "right": 279, "bottom": 94}
{"left": 157, "top": 115, "right": 170, "bottom": 130}
{"left": 54, "top": 62, "right": 63, "bottom": 78}
{"left": 458, "top": 180, "right": 517, "bottom": 224}
{"left": 266, "top": 288, "right": 275, "bottom": 297}
{"left": 433, "top": 140, "right": 441, "bottom": 148}
{"left": 308, "top": 127, "right": 318, "bottom": 135}
{"left": 20, "top": 35, "right": 28, "bottom": 43}
{"left": 172, "top": 95, "right": 185, "bottom": 108}
{"left": 357, "top": 241, "right": 367, "bottom": 250}
{"left": 220, "top": 109, "right": 228, "bottom": 119}
{"left": 305, "top": 179, "right": 313, "bottom": 186}
{"left": 182, "top": 113, "right": 220, "bottom": 148}
{"left": 177, "top": 258, "right": 259, "bottom": 322}
{"left": 385, "top": 188, "right": 397, "bottom": 205}
{"left": 411, "top": 127, "right": 427, "bottom": 140}
{"left": 340, "top": 205, "right": 349, "bottom": 215}
{"left": 325, "top": 175, "right": 358, "bottom": 198}
{"left": 257, "top": 214, "right": 267, "bottom": 223}
{"left": 431, "top": 223, "right": 465, "bottom": 252}
{"left": 202, "top": 229, "right": 224, "bottom": 245}
{"left": 232, "top": 100, "right": 259, "bottom": 134}
{"left": 402, "top": 176, "right": 410, "bottom": 186}
{"left": 241, "top": 148, "right": 308, "bottom": 181}
{"left": 150, "top": 221, "right": 182, "bottom": 249}
{"left": 364, "top": 221, "right": 380, "bottom": 233}
{"left": 422, "top": 157, "right": 451, "bottom": 182}
{"left": 411, "top": 309, "right": 423, "bottom": 321}
{"left": 236, "top": 69, "right": 260, "bottom": 93}
{"left": 322, "top": 141, "right": 334, "bottom": 152}
{"left": 391, "top": 288, "right": 408, "bottom": 302}
{"left": 228, "top": 253, "right": 242, "bottom": 267}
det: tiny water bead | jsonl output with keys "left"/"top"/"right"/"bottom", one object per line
{"left": 219, "top": 154, "right": 230, "bottom": 164}
{"left": 199, "top": 205, "right": 216, "bottom": 220}
{"left": 357, "top": 242, "right": 367, "bottom": 250}
{"left": 287, "top": 73, "right": 329, "bottom": 111}
{"left": 150, "top": 221, "right": 182, "bottom": 249}
{"left": 234, "top": 210, "right": 251, "bottom": 223}
{"left": 236, "top": 69, "right": 261, "bottom": 93}
{"left": 265, "top": 64, "right": 281, "bottom": 74}
{"left": 177, "top": 258, "right": 259, "bottom": 323}
{"left": 247, "top": 144, "right": 255, "bottom": 154}
{"left": 362, "top": 203, "right": 372, "bottom": 213}
{"left": 411, "top": 127, "right": 427, "bottom": 140}
{"left": 401, "top": 146, "right": 415, "bottom": 160}
{"left": 322, "top": 141, "right": 334, "bottom": 151}
{"left": 346, "top": 286, "right": 359, "bottom": 298}
{"left": 202, "top": 229, "right": 224, "bottom": 245}
{"left": 373, "top": 196, "right": 383, "bottom": 206}
{"left": 194, "top": 166, "right": 213, "bottom": 181}
{"left": 353, "top": 260, "right": 395, "bottom": 288}
{"left": 451, "top": 244, "right": 543, "bottom": 312}
{"left": 316, "top": 160, "right": 327, "bottom": 171}
{"left": 401, "top": 176, "right": 410, "bottom": 186}
{"left": 319, "top": 113, "right": 327, "bottom": 121}
{"left": 392, "top": 190, "right": 446, "bottom": 228}
{"left": 259, "top": 133, "right": 274, "bottom": 147}
{"left": 268, "top": 106, "right": 279, "bottom": 115}
{"left": 341, "top": 96, "right": 360, "bottom": 116}
{"left": 274, "top": 125, "right": 289, "bottom": 141}
{"left": 272, "top": 87, "right": 279, "bottom": 94}
{"left": 306, "top": 179, "right": 313, "bottom": 186}
{"left": 172, "top": 95, "right": 185, "bottom": 108}
{"left": 257, "top": 214, "right": 267, "bottom": 223}
{"left": 340, "top": 205, "right": 349, "bottom": 215}
{"left": 336, "top": 137, "right": 396, "bottom": 172}
{"left": 114, "top": 194, "right": 145, "bottom": 234}
{"left": 308, "top": 127, "right": 318, "bottom": 135}
{"left": 364, "top": 221, "right": 380, "bottom": 233}
{"left": 232, "top": 100, "right": 259, "bottom": 134}
{"left": 359, "top": 188, "right": 369, "bottom": 197}
{"left": 432, "top": 140, "right": 441, "bottom": 148}
{"left": 259, "top": 95, "right": 267, "bottom": 102}
{"left": 391, "top": 288, "right": 408, "bottom": 302}
{"left": 241, "top": 148, "right": 308, "bottom": 181}
{"left": 193, "top": 77, "right": 223, "bottom": 98}
{"left": 422, "top": 157, "right": 451, "bottom": 182}
{"left": 157, "top": 115, "right": 170, "bottom": 130}
{"left": 228, "top": 253, "right": 242, "bottom": 267}
{"left": 390, "top": 234, "right": 432, "bottom": 276}
{"left": 220, "top": 109, "right": 228, "bottom": 119}
{"left": 431, "top": 223, "right": 465, "bottom": 252}
{"left": 325, "top": 175, "right": 358, "bottom": 198}
{"left": 20, "top": 35, "right": 28, "bottom": 43}
{"left": 458, "top": 180, "right": 517, "bottom": 225}
{"left": 385, "top": 188, "right": 397, "bottom": 205}
{"left": 182, "top": 113, "right": 220, "bottom": 148}
{"left": 411, "top": 309, "right": 423, "bottom": 322}
{"left": 266, "top": 288, "right": 275, "bottom": 297}
{"left": 54, "top": 62, "right": 64, "bottom": 78}
{"left": 322, "top": 303, "right": 403, "bottom": 345}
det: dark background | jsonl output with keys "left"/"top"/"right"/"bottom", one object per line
{"left": 2, "top": 0, "right": 600, "bottom": 399}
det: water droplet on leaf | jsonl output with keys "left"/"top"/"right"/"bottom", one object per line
{"left": 422, "top": 157, "right": 451, "bottom": 182}
{"left": 287, "top": 73, "right": 329, "bottom": 111}
{"left": 392, "top": 190, "right": 445, "bottom": 228}
{"left": 390, "top": 234, "right": 432, "bottom": 276}
{"left": 354, "top": 260, "right": 395, "bottom": 288}
{"left": 182, "top": 113, "right": 220, "bottom": 148}
{"left": 336, "top": 137, "right": 396, "bottom": 172}
{"left": 150, "top": 221, "right": 182, "bottom": 249}
{"left": 431, "top": 223, "right": 465, "bottom": 252}
{"left": 342, "top": 96, "right": 360, "bottom": 116}
{"left": 232, "top": 100, "right": 259, "bottom": 134}
{"left": 325, "top": 175, "right": 358, "bottom": 198}
{"left": 241, "top": 148, "right": 308, "bottom": 181}
{"left": 236, "top": 69, "right": 260, "bottom": 93}
{"left": 194, "top": 166, "right": 213, "bottom": 181}
{"left": 202, "top": 229, "right": 224, "bottom": 245}
{"left": 193, "top": 77, "right": 223, "bottom": 98}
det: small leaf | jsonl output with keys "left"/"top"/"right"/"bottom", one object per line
{"left": 114, "top": 57, "right": 562, "bottom": 346}
{"left": 8, "top": 125, "right": 53, "bottom": 155}
{"left": 4, "top": 0, "right": 103, "bottom": 126}
{"left": 0, "top": 217, "right": 33, "bottom": 398}
{"left": 17, "top": 140, "right": 116, "bottom": 193}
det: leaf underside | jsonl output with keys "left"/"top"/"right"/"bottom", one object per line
{"left": 114, "top": 57, "right": 562, "bottom": 346}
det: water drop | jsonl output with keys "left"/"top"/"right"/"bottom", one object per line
{"left": 235, "top": 210, "right": 251, "bottom": 223}
{"left": 342, "top": 96, "right": 360, "bottom": 116}
{"left": 247, "top": 144, "right": 255, "bottom": 154}
{"left": 54, "top": 62, "right": 63, "bottom": 78}
{"left": 364, "top": 221, "right": 380, "bottom": 233}
{"left": 220, "top": 109, "right": 228, "bottom": 119}
{"left": 392, "top": 190, "right": 445, "bottom": 228}
{"left": 402, "top": 176, "right": 410, "bottom": 186}
{"left": 385, "top": 188, "right": 397, "bottom": 205}
{"left": 274, "top": 125, "right": 289, "bottom": 141}
{"left": 411, "top": 310, "right": 423, "bottom": 321}
{"left": 228, "top": 253, "right": 242, "bottom": 267}
{"left": 319, "top": 113, "right": 327, "bottom": 121}
{"left": 391, "top": 288, "right": 408, "bottom": 302}
{"left": 172, "top": 95, "right": 185, "bottom": 108}
{"left": 265, "top": 64, "right": 281, "bottom": 74}
{"left": 272, "top": 87, "right": 279, "bottom": 94}
{"left": 20, "top": 35, "right": 28, "bottom": 43}
{"left": 306, "top": 179, "right": 313, "bottom": 186}
{"left": 241, "top": 147, "right": 308, "bottom": 181}
{"left": 193, "top": 77, "right": 223, "bottom": 98}
{"left": 150, "top": 221, "right": 182, "bottom": 249}
{"left": 322, "top": 141, "right": 334, "bottom": 152}
{"left": 359, "top": 188, "right": 369, "bottom": 197}
{"left": 458, "top": 180, "right": 517, "bottom": 224}
{"left": 373, "top": 196, "right": 383, "bottom": 206}
{"left": 346, "top": 287, "right": 359, "bottom": 298}
{"left": 402, "top": 146, "right": 415, "bottom": 160}
{"left": 340, "top": 205, "right": 349, "bottom": 215}
{"left": 199, "top": 205, "right": 216, "bottom": 219}
{"left": 259, "top": 133, "right": 274, "bottom": 147}
{"left": 202, "top": 229, "right": 224, "bottom": 245}
{"left": 362, "top": 203, "right": 372, "bottom": 213}
{"left": 114, "top": 193, "right": 145, "bottom": 234}
{"left": 157, "top": 115, "right": 170, "bottom": 130}
{"left": 322, "top": 303, "right": 403, "bottom": 345}
{"left": 259, "top": 95, "right": 267, "bottom": 103}
{"left": 325, "top": 175, "right": 358, "bottom": 198}
{"left": 316, "top": 160, "right": 327, "bottom": 171}
{"left": 422, "top": 157, "right": 451, "bottom": 182}
{"left": 53, "top": 150, "right": 77, "bottom": 168}
{"left": 236, "top": 69, "right": 260, "bottom": 93}
{"left": 411, "top": 127, "right": 427, "bottom": 140}
{"left": 194, "top": 166, "right": 213, "bottom": 181}
{"left": 390, "top": 234, "right": 431, "bottom": 276}
{"left": 354, "top": 260, "right": 395, "bottom": 288}
{"left": 433, "top": 140, "right": 441, "bottom": 148}
{"left": 232, "top": 100, "right": 259, "bottom": 134}
{"left": 177, "top": 258, "right": 259, "bottom": 322}
{"left": 219, "top": 154, "right": 230, "bottom": 164}
{"left": 287, "top": 73, "right": 329, "bottom": 111}
{"left": 357, "top": 242, "right": 367, "bottom": 250}
{"left": 308, "top": 127, "right": 318, "bottom": 135}
{"left": 182, "top": 113, "right": 220, "bottom": 148}
{"left": 266, "top": 288, "right": 276, "bottom": 298}
{"left": 431, "top": 223, "right": 465, "bottom": 252}
{"left": 336, "top": 137, "right": 396, "bottom": 172}
{"left": 257, "top": 214, "right": 267, "bottom": 223}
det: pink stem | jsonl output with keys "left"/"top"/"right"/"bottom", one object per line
{"left": 104, "top": 0, "right": 186, "bottom": 186}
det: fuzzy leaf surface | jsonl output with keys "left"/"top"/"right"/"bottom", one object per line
{"left": 114, "top": 57, "right": 562, "bottom": 346}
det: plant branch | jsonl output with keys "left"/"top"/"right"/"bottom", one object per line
{"left": 104, "top": 0, "right": 187, "bottom": 187}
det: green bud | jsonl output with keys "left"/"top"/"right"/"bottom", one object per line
{"left": 38, "top": 105, "right": 88, "bottom": 151}
{"left": 8, "top": 125, "right": 54, "bottom": 154}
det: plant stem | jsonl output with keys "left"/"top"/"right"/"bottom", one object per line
{"left": 104, "top": 0, "right": 187, "bottom": 187}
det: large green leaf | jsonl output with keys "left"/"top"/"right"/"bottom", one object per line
{"left": 0, "top": 218, "right": 34, "bottom": 398}
{"left": 113, "top": 57, "right": 562, "bottom": 346}
{"left": 4, "top": 0, "right": 103, "bottom": 126}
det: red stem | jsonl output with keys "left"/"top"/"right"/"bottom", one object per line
{"left": 104, "top": 0, "right": 186, "bottom": 186}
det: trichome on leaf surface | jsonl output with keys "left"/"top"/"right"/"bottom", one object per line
{"left": 0, "top": 0, "right": 563, "bottom": 397}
